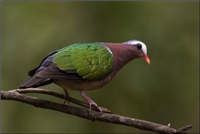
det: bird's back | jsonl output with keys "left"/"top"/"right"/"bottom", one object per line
{"left": 20, "top": 43, "right": 114, "bottom": 89}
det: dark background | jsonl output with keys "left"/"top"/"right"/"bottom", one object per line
{"left": 1, "top": 1, "right": 199, "bottom": 133}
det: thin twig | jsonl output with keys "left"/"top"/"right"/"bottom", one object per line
{"left": 177, "top": 125, "right": 193, "bottom": 134}
{"left": 16, "top": 88, "right": 111, "bottom": 113}
{"left": 1, "top": 89, "right": 192, "bottom": 134}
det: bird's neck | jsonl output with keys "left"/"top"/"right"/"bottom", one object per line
{"left": 103, "top": 43, "right": 138, "bottom": 75}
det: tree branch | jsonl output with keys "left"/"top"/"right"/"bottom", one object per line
{"left": 15, "top": 88, "right": 111, "bottom": 113}
{"left": 1, "top": 89, "right": 192, "bottom": 134}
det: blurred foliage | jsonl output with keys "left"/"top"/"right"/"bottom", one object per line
{"left": 1, "top": 1, "right": 199, "bottom": 133}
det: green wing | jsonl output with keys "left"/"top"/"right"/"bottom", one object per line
{"left": 53, "top": 43, "right": 113, "bottom": 80}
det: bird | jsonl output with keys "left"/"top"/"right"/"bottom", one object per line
{"left": 19, "top": 39, "right": 150, "bottom": 112}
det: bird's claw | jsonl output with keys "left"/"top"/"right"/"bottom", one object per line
{"left": 95, "top": 106, "right": 103, "bottom": 113}
{"left": 88, "top": 102, "right": 102, "bottom": 113}
{"left": 80, "top": 91, "right": 103, "bottom": 113}
{"left": 63, "top": 93, "right": 70, "bottom": 105}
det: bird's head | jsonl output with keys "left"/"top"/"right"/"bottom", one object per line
{"left": 123, "top": 40, "right": 150, "bottom": 64}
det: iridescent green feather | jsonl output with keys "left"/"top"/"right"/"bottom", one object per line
{"left": 53, "top": 43, "right": 113, "bottom": 80}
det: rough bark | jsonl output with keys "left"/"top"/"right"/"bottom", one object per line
{"left": 1, "top": 89, "right": 192, "bottom": 134}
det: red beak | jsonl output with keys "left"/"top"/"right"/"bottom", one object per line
{"left": 144, "top": 55, "right": 150, "bottom": 65}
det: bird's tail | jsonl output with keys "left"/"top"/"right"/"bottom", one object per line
{"left": 19, "top": 76, "right": 53, "bottom": 89}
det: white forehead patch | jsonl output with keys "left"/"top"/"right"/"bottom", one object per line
{"left": 123, "top": 40, "right": 147, "bottom": 55}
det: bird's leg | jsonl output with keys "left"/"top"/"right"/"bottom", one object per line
{"left": 80, "top": 91, "right": 102, "bottom": 112}
{"left": 63, "top": 88, "right": 70, "bottom": 105}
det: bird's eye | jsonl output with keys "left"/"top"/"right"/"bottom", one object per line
{"left": 137, "top": 43, "right": 142, "bottom": 49}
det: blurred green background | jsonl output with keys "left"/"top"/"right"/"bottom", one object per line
{"left": 1, "top": 1, "right": 199, "bottom": 133}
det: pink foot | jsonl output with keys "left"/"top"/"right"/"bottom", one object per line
{"left": 63, "top": 88, "right": 70, "bottom": 105}
{"left": 80, "top": 91, "right": 102, "bottom": 112}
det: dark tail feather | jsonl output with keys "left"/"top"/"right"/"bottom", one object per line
{"left": 19, "top": 76, "right": 53, "bottom": 89}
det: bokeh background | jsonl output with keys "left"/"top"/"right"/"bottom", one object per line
{"left": 1, "top": 1, "right": 199, "bottom": 133}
